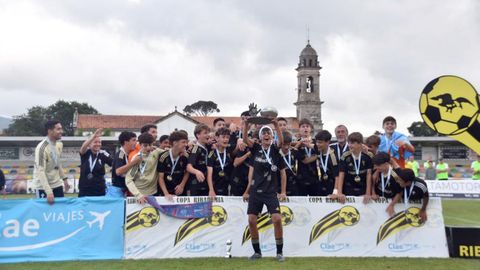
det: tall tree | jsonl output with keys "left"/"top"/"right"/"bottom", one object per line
{"left": 183, "top": 101, "right": 220, "bottom": 116}
{"left": 46, "top": 100, "right": 98, "bottom": 136}
{"left": 4, "top": 106, "right": 48, "bottom": 136}
{"left": 407, "top": 121, "right": 439, "bottom": 137}
{"left": 5, "top": 100, "right": 99, "bottom": 136}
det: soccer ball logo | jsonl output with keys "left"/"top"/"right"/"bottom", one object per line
{"left": 419, "top": 75, "right": 479, "bottom": 135}
{"left": 208, "top": 205, "right": 227, "bottom": 226}
{"left": 404, "top": 207, "right": 423, "bottom": 227}
{"left": 338, "top": 206, "right": 360, "bottom": 226}
{"left": 280, "top": 205, "right": 294, "bottom": 226}
{"left": 138, "top": 207, "right": 160, "bottom": 228}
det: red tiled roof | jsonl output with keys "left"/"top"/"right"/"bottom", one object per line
{"left": 76, "top": 114, "right": 162, "bottom": 130}
{"left": 192, "top": 116, "right": 242, "bottom": 127}
{"left": 76, "top": 114, "right": 299, "bottom": 130}
{"left": 193, "top": 116, "right": 299, "bottom": 129}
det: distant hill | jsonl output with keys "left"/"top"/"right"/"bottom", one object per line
{"left": 0, "top": 116, "right": 12, "bottom": 132}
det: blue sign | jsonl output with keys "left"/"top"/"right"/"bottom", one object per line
{"left": 0, "top": 197, "right": 125, "bottom": 263}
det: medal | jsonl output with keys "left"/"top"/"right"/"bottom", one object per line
{"left": 166, "top": 175, "right": 173, "bottom": 181}
{"left": 87, "top": 173, "right": 94, "bottom": 180}
{"left": 261, "top": 145, "right": 276, "bottom": 172}
{"left": 281, "top": 150, "right": 294, "bottom": 174}
{"left": 271, "top": 165, "right": 278, "bottom": 172}
{"left": 139, "top": 160, "right": 147, "bottom": 175}
{"left": 304, "top": 146, "right": 312, "bottom": 158}
{"left": 88, "top": 153, "right": 99, "bottom": 176}
{"left": 169, "top": 149, "right": 180, "bottom": 180}
{"left": 381, "top": 166, "right": 392, "bottom": 197}
{"left": 216, "top": 148, "right": 227, "bottom": 176}
{"left": 319, "top": 148, "right": 330, "bottom": 180}
{"left": 352, "top": 152, "right": 362, "bottom": 182}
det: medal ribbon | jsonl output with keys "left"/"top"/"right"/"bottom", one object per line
{"left": 282, "top": 150, "right": 293, "bottom": 172}
{"left": 380, "top": 166, "right": 392, "bottom": 196}
{"left": 353, "top": 152, "right": 362, "bottom": 176}
{"left": 404, "top": 181, "right": 415, "bottom": 211}
{"left": 169, "top": 149, "right": 180, "bottom": 177}
{"left": 336, "top": 143, "right": 348, "bottom": 158}
{"left": 215, "top": 148, "right": 227, "bottom": 172}
{"left": 88, "top": 153, "right": 99, "bottom": 173}
{"left": 305, "top": 147, "right": 312, "bottom": 158}
{"left": 138, "top": 152, "right": 147, "bottom": 175}
{"left": 262, "top": 145, "right": 273, "bottom": 166}
{"left": 319, "top": 148, "right": 330, "bottom": 174}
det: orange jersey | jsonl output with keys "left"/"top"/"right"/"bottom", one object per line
{"left": 128, "top": 143, "right": 141, "bottom": 162}
{"left": 392, "top": 145, "right": 407, "bottom": 168}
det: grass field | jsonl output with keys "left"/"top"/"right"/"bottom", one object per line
{"left": 1, "top": 195, "right": 479, "bottom": 270}
{"left": 1, "top": 257, "right": 479, "bottom": 270}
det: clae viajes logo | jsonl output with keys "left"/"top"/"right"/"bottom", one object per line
{"left": 0, "top": 210, "right": 111, "bottom": 252}
{"left": 185, "top": 242, "right": 215, "bottom": 253}
{"left": 320, "top": 242, "right": 351, "bottom": 252}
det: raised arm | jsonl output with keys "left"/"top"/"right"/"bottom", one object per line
{"left": 242, "top": 118, "right": 254, "bottom": 148}
{"left": 272, "top": 118, "right": 283, "bottom": 147}
{"left": 79, "top": 128, "right": 103, "bottom": 155}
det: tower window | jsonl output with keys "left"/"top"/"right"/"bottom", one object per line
{"left": 309, "top": 59, "right": 312, "bottom": 67}
{"left": 302, "top": 59, "right": 306, "bottom": 67}
{"left": 306, "top": 76, "right": 313, "bottom": 93}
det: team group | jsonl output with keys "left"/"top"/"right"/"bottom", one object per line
{"left": 33, "top": 114, "right": 431, "bottom": 261}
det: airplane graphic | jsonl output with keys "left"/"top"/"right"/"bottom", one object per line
{"left": 87, "top": 210, "right": 111, "bottom": 230}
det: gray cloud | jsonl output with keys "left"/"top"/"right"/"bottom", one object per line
{"left": 0, "top": 0, "right": 479, "bottom": 135}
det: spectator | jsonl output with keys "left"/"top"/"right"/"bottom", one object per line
{"left": 159, "top": 135, "right": 170, "bottom": 150}
{"left": 436, "top": 158, "right": 449, "bottom": 180}
{"left": 424, "top": 160, "right": 436, "bottom": 180}
{"left": 405, "top": 156, "right": 420, "bottom": 177}
{"left": 470, "top": 154, "right": 480, "bottom": 180}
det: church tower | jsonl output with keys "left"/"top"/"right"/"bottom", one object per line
{"left": 294, "top": 41, "right": 324, "bottom": 130}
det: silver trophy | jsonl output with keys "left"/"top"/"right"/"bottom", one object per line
{"left": 225, "top": 239, "right": 232, "bottom": 258}
{"left": 247, "top": 103, "right": 278, "bottom": 125}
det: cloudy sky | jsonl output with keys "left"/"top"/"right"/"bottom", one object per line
{"left": 0, "top": 0, "right": 479, "bottom": 134}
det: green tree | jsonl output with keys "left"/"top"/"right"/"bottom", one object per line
{"left": 183, "top": 101, "right": 220, "bottom": 116}
{"left": 46, "top": 100, "right": 98, "bottom": 136}
{"left": 5, "top": 100, "right": 99, "bottom": 136}
{"left": 407, "top": 121, "right": 439, "bottom": 137}
{"left": 5, "top": 106, "right": 48, "bottom": 136}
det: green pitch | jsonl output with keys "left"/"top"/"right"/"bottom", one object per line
{"left": 1, "top": 195, "right": 479, "bottom": 269}
{"left": 1, "top": 257, "right": 479, "bottom": 270}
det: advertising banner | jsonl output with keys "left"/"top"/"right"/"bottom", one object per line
{"left": 0, "top": 197, "right": 125, "bottom": 263}
{"left": 446, "top": 226, "right": 480, "bottom": 258}
{"left": 125, "top": 196, "right": 448, "bottom": 258}
{"left": 426, "top": 180, "right": 480, "bottom": 199}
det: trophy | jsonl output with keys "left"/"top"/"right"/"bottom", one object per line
{"left": 246, "top": 103, "right": 278, "bottom": 125}
{"left": 225, "top": 239, "right": 232, "bottom": 258}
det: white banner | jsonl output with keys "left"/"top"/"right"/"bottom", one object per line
{"left": 125, "top": 196, "right": 448, "bottom": 258}
{"left": 426, "top": 180, "right": 480, "bottom": 199}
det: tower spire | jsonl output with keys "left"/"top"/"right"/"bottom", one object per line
{"left": 306, "top": 25, "right": 310, "bottom": 44}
